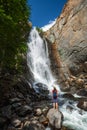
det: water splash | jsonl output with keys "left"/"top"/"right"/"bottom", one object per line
{"left": 60, "top": 102, "right": 87, "bottom": 130}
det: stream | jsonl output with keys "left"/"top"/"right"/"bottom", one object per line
{"left": 27, "top": 28, "right": 87, "bottom": 130}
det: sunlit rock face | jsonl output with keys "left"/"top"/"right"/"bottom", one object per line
{"left": 45, "top": 0, "right": 87, "bottom": 92}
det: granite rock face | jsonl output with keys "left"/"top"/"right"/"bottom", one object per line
{"left": 45, "top": 0, "right": 87, "bottom": 92}
{"left": 47, "top": 108, "right": 63, "bottom": 130}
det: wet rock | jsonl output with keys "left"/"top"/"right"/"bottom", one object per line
{"left": 11, "top": 119, "right": 21, "bottom": 128}
{"left": 39, "top": 115, "right": 48, "bottom": 124}
{"left": 12, "top": 102, "right": 21, "bottom": 109}
{"left": 77, "top": 89, "right": 87, "bottom": 96}
{"left": 61, "top": 85, "right": 70, "bottom": 92}
{"left": 10, "top": 98, "right": 22, "bottom": 104}
{"left": 61, "top": 126, "right": 74, "bottom": 130}
{"left": 13, "top": 79, "right": 38, "bottom": 102}
{"left": 77, "top": 101, "right": 87, "bottom": 111}
{"left": 76, "top": 78, "right": 84, "bottom": 86}
{"left": 62, "top": 93, "right": 75, "bottom": 100}
{"left": 70, "top": 87, "right": 77, "bottom": 94}
{"left": 66, "top": 105, "right": 74, "bottom": 112}
{"left": 16, "top": 92, "right": 24, "bottom": 99}
{"left": 17, "top": 105, "right": 32, "bottom": 117}
{"left": 47, "top": 108, "right": 63, "bottom": 129}
{"left": 34, "top": 82, "right": 49, "bottom": 96}
{"left": 23, "top": 122, "right": 45, "bottom": 130}
{"left": 58, "top": 99, "right": 65, "bottom": 106}
{"left": 34, "top": 108, "right": 42, "bottom": 116}
{"left": 42, "top": 107, "right": 49, "bottom": 116}
{"left": 34, "top": 83, "right": 49, "bottom": 101}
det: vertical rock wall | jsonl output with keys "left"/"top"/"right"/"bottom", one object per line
{"left": 45, "top": 0, "right": 87, "bottom": 92}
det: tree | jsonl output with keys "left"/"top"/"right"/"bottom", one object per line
{"left": 0, "top": 0, "right": 31, "bottom": 74}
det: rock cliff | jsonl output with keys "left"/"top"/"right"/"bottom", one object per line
{"left": 45, "top": 0, "right": 87, "bottom": 93}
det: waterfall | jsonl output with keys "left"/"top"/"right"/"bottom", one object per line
{"left": 27, "top": 28, "right": 58, "bottom": 91}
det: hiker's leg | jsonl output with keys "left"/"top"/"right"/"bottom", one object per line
{"left": 55, "top": 103, "right": 56, "bottom": 109}
{"left": 53, "top": 102, "right": 56, "bottom": 109}
{"left": 56, "top": 102, "right": 58, "bottom": 109}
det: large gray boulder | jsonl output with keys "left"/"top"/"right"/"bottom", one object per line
{"left": 47, "top": 108, "right": 63, "bottom": 130}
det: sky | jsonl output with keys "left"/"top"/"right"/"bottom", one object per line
{"left": 27, "top": 0, "right": 67, "bottom": 29}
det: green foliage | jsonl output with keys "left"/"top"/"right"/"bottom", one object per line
{"left": 36, "top": 27, "right": 44, "bottom": 36}
{"left": 0, "top": 0, "right": 31, "bottom": 74}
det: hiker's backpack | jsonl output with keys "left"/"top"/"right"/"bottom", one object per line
{"left": 53, "top": 90, "right": 57, "bottom": 99}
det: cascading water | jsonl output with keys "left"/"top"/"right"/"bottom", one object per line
{"left": 60, "top": 100, "right": 87, "bottom": 130}
{"left": 27, "top": 27, "right": 58, "bottom": 90}
{"left": 27, "top": 28, "right": 87, "bottom": 130}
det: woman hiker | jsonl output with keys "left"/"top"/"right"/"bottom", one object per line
{"left": 52, "top": 86, "right": 58, "bottom": 109}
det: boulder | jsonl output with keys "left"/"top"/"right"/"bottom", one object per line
{"left": 77, "top": 89, "right": 87, "bottom": 96}
{"left": 34, "top": 83, "right": 49, "bottom": 95}
{"left": 76, "top": 78, "right": 84, "bottom": 86}
{"left": 10, "top": 98, "right": 24, "bottom": 104}
{"left": 11, "top": 119, "right": 21, "bottom": 128}
{"left": 34, "top": 108, "right": 42, "bottom": 116}
{"left": 66, "top": 105, "right": 74, "bottom": 112}
{"left": 42, "top": 107, "right": 49, "bottom": 116}
{"left": 62, "top": 93, "right": 75, "bottom": 100}
{"left": 33, "top": 82, "right": 49, "bottom": 100}
{"left": 12, "top": 102, "right": 21, "bottom": 109}
{"left": 23, "top": 122, "right": 45, "bottom": 130}
{"left": 39, "top": 114, "right": 48, "bottom": 125}
{"left": 77, "top": 101, "right": 87, "bottom": 111}
{"left": 17, "top": 105, "right": 32, "bottom": 117}
{"left": 47, "top": 108, "right": 63, "bottom": 130}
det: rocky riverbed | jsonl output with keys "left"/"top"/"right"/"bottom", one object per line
{"left": 1, "top": 76, "right": 87, "bottom": 130}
